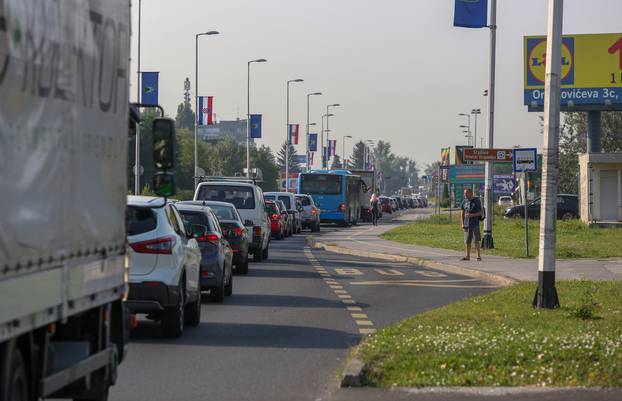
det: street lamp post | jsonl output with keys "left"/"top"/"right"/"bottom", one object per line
{"left": 325, "top": 104, "right": 340, "bottom": 168}
{"left": 195, "top": 30, "right": 219, "bottom": 189}
{"left": 458, "top": 113, "right": 471, "bottom": 146}
{"left": 246, "top": 58, "right": 267, "bottom": 178}
{"left": 134, "top": 0, "right": 142, "bottom": 195}
{"left": 471, "top": 109, "right": 481, "bottom": 148}
{"left": 306, "top": 92, "right": 322, "bottom": 172}
{"left": 459, "top": 125, "right": 471, "bottom": 145}
{"left": 286, "top": 79, "right": 304, "bottom": 191}
{"left": 320, "top": 113, "right": 333, "bottom": 169}
{"left": 342, "top": 135, "right": 352, "bottom": 168}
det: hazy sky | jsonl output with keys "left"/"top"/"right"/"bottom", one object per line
{"left": 130, "top": 0, "right": 622, "bottom": 169}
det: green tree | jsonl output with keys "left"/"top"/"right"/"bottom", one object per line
{"left": 558, "top": 112, "right": 622, "bottom": 194}
{"left": 351, "top": 141, "right": 366, "bottom": 169}
{"left": 253, "top": 145, "right": 280, "bottom": 191}
{"left": 276, "top": 142, "right": 301, "bottom": 173}
{"left": 175, "top": 102, "right": 195, "bottom": 130}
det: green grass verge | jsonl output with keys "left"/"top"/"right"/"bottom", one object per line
{"left": 380, "top": 215, "right": 622, "bottom": 259}
{"left": 359, "top": 281, "right": 622, "bottom": 387}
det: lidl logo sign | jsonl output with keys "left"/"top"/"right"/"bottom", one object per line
{"left": 526, "top": 37, "right": 574, "bottom": 86}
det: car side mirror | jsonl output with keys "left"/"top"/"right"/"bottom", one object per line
{"left": 153, "top": 172, "right": 176, "bottom": 197}
{"left": 191, "top": 224, "right": 208, "bottom": 239}
{"left": 244, "top": 220, "right": 254, "bottom": 227}
{"left": 152, "top": 117, "right": 176, "bottom": 169}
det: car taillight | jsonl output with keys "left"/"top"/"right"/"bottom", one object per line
{"left": 339, "top": 203, "right": 346, "bottom": 212}
{"left": 130, "top": 236, "right": 175, "bottom": 254}
{"left": 229, "top": 227, "right": 243, "bottom": 237}
{"left": 311, "top": 207, "right": 318, "bottom": 215}
{"left": 271, "top": 213, "right": 280, "bottom": 221}
{"left": 198, "top": 233, "right": 220, "bottom": 244}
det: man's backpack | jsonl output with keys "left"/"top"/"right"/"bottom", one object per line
{"left": 474, "top": 197, "right": 485, "bottom": 221}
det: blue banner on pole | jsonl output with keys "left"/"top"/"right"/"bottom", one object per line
{"left": 250, "top": 114, "right": 262, "bottom": 138}
{"left": 453, "top": 0, "right": 488, "bottom": 28}
{"left": 141, "top": 72, "right": 159, "bottom": 105}
{"left": 308, "top": 133, "right": 318, "bottom": 152}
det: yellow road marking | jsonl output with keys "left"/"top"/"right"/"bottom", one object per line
{"left": 349, "top": 279, "right": 497, "bottom": 288}
{"left": 335, "top": 268, "right": 363, "bottom": 276}
{"left": 374, "top": 268, "right": 405, "bottom": 276}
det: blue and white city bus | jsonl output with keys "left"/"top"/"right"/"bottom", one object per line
{"left": 298, "top": 170, "right": 362, "bottom": 226}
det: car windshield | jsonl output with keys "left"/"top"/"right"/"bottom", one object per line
{"left": 177, "top": 210, "right": 211, "bottom": 232}
{"left": 296, "top": 196, "right": 311, "bottom": 206}
{"left": 278, "top": 196, "right": 291, "bottom": 209}
{"left": 300, "top": 174, "right": 342, "bottom": 195}
{"left": 209, "top": 205, "right": 238, "bottom": 221}
{"left": 127, "top": 206, "right": 157, "bottom": 235}
{"left": 197, "top": 185, "right": 256, "bottom": 210}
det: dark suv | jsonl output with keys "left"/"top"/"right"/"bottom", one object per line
{"left": 503, "top": 194, "right": 579, "bottom": 220}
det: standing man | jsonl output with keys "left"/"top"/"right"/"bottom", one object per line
{"left": 460, "top": 188, "right": 482, "bottom": 261}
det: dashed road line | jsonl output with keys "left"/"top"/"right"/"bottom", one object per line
{"left": 304, "top": 247, "right": 378, "bottom": 337}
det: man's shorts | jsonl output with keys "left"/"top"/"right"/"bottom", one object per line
{"left": 464, "top": 225, "right": 481, "bottom": 245}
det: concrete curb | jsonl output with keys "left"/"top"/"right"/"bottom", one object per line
{"left": 340, "top": 353, "right": 365, "bottom": 388}
{"left": 305, "top": 236, "right": 517, "bottom": 287}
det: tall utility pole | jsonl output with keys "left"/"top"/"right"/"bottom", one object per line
{"left": 306, "top": 92, "right": 322, "bottom": 172}
{"left": 534, "top": 0, "right": 563, "bottom": 309}
{"left": 194, "top": 31, "right": 219, "bottom": 189}
{"left": 285, "top": 79, "right": 304, "bottom": 191}
{"left": 246, "top": 59, "right": 267, "bottom": 178}
{"left": 482, "top": 0, "right": 497, "bottom": 249}
{"left": 134, "top": 0, "right": 141, "bottom": 195}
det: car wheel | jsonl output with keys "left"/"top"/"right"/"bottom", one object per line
{"left": 161, "top": 280, "right": 185, "bottom": 338}
{"left": 0, "top": 342, "right": 29, "bottom": 401}
{"left": 210, "top": 272, "right": 226, "bottom": 303}
{"left": 262, "top": 245, "right": 269, "bottom": 260}
{"left": 225, "top": 269, "right": 233, "bottom": 296}
{"left": 236, "top": 253, "right": 249, "bottom": 275}
{"left": 561, "top": 212, "right": 575, "bottom": 221}
{"left": 184, "top": 289, "right": 201, "bottom": 327}
{"left": 253, "top": 248, "right": 264, "bottom": 263}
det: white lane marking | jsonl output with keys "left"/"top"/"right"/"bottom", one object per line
{"left": 347, "top": 306, "right": 363, "bottom": 312}
{"left": 329, "top": 285, "right": 343, "bottom": 289}
{"left": 359, "top": 328, "right": 377, "bottom": 335}
{"left": 335, "top": 268, "right": 363, "bottom": 276}
{"left": 351, "top": 313, "right": 368, "bottom": 319}
{"left": 342, "top": 299, "right": 356, "bottom": 304}
{"left": 355, "top": 320, "right": 374, "bottom": 326}
{"left": 337, "top": 294, "right": 352, "bottom": 299}
{"left": 374, "top": 268, "right": 405, "bottom": 276}
{"left": 414, "top": 270, "right": 448, "bottom": 278}
{"left": 334, "top": 290, "right": 348, "bottom": 294}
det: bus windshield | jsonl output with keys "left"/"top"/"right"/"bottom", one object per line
{"left": 300, "top": 174, "right": 342, "bottom": 195}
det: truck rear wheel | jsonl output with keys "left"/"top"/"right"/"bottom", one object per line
{"left": 0, "top": 341, "right": 29, "bottom": 401}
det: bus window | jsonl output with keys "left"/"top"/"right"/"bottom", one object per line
{"left": 300, "top": 174, "right": 342, "bottom": 195}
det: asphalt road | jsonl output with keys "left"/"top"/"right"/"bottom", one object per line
{"left": 109, "top": 220, "right": 495, "bottom": 401}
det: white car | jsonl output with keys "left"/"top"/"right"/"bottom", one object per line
{"left": 126, "top": 196, "right": 202, "bottom": 338}
{"left": 498, "top": 196, "right": 514, "bottom": 207}
{"left": 194, "top": 180, "right": 271, "bottom": 262}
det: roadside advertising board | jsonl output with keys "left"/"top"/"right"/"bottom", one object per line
{"left": 463, "top": 148, "right": 513, "bottom": 162}
{"left": 450, "top": 165, "right": 485, "bottom": 185}
{"left": 493, "top": 175, "right": 516, "bottom": 195}
{"left": 440, "top": 147, "right": 451, "bottom": 181}
{"left": 524, "top": 33, "right": 622, "bottom": 110}
{"left": 513, "top": 148, "right": 538, "bottom": 173}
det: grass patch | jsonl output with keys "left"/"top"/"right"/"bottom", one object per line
{"left": 381, "top": 215, "right": 622, "bottom": 259}
{"left": 359, "top": 281, "right": 622, "bottom": 388}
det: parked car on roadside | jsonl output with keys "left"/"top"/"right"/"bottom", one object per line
{"left": 126, "top": 196, "right": 202, "bottom": 338}
{"left": 296, "top": 194, "right": 321, "bottom": 232}
{"left": 265, "top": 192, "right": 302, "bottom": 234}
{"left": 194, "top": 180, "right": 271, "bottom": 262}
{"left": 389, "top": 197, "right": 399, "bottom": 212}
{"left": 504, "top": 194, "right": 579, "bottom": 220}
{"left": 266, "top": 200, "right": 286, "bottom": 239}
{"left": 498, "top": 196, "right": 514, "bottom": 207}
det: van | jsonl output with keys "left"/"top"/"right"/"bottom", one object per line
{"left": 194, "top": 180, "right": 271, "bottom": 262}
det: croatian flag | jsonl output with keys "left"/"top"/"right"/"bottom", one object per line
{"left": 198, "top": 96, "right": 213, "bottom": 126}
{"left": 288, "top": 124, "right": 299, "bottom": 145}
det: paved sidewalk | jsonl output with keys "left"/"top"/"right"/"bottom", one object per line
{"left": 311, "top": 209, "right": 622, "bottom": 283}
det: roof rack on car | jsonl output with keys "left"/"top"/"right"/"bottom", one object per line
{"left": 194, "top": 176, "right": 265, "bottom": 185}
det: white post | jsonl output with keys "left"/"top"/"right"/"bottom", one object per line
{"left": 134, "top": 0, "right": 141, "bottom": 195}
{"left": 481, "top": 0, "right": 497, "bottom": 249}
{"left": 534, "top": 0, "right": 563, "bottom": 309}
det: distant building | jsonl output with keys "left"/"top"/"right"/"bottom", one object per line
{"left": 198, "top": 118, "right": 253, "bottom": 144}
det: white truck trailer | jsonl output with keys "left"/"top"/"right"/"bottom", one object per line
{"left": 0, "top": 1, "right": 137, "bottom": 399}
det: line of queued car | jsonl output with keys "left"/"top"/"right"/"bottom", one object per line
{"left": 124, "top": 179, "right": 321, "bottom": 338}
{"left": 378, "top": 194, "right": 428, "bottom": 214}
